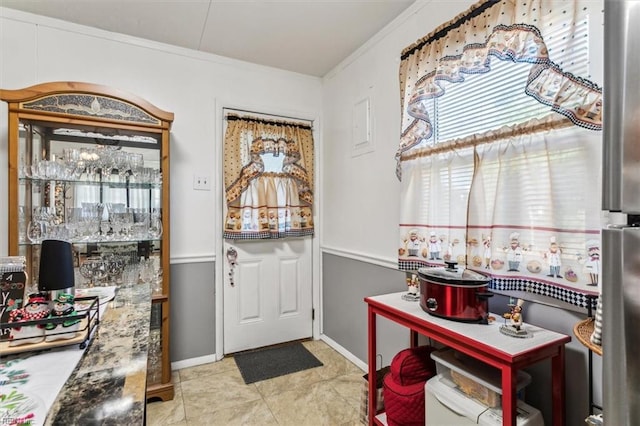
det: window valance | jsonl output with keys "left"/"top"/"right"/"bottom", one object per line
{"left": 396, "top": 0, "right": 602, "bottom": 179}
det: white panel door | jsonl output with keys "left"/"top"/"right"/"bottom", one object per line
{"left": 223, "top": 238, "right": 313, "bottom": 354}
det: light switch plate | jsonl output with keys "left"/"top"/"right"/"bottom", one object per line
{"left": 193, "top": 174, "right": 211, "bottom": 191}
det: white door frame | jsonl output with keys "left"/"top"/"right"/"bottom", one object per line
{"left": 214, "top": 98, "right": 322, "bottom": 360}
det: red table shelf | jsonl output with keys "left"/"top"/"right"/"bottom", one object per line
{"left": 365, "top": 292, "right": 571, "bottom": 426}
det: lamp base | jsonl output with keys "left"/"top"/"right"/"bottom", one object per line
{"left": 42, "top": 287, "right": 75, "bottom": 302}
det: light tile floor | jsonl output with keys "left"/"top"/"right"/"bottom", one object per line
{"left": 146, "top": 340, "right": 367, "bottom": 425}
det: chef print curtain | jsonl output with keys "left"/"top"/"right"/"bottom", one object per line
{"left": 397, "top": 0, "right": 603, "bottom": 308}
{"left": 223, "top": 114, "right": 314, "bottom": 239}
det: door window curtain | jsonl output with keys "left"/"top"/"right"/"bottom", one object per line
{"left": 397, "top": 0, "right": 602, "bottom": 308}
{"left": 223, "top": 114, "right": 314, "bottom": 239}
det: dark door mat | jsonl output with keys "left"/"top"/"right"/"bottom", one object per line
{"left": 234, "top": 341, "right": 323, "bottom": 384}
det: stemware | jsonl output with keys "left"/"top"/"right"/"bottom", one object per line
{"left": 27, "top": 207, "right": 54, "bottom": 243}
{"left": 132, "top": 209, "right": 149, "bottom": 239}
{"left": 139, "top": 258, "right": 155, "bottom": 284}
{"left": 104, "top": 255, "right": 126, "bottom": 283}
{"left": 26, "top": 219, "right": 44, "bottom": 243}
{"left": 80, "top": 203, "right": 104, "bottom": 240}
{"left": 98, "top": 146, "right": 116, "bottom": 179}
{"left": 114, "top": 150, "right": 130, "bottom": 180}
{"left": 129, "top": 153, "right": 144, "bottom": 177}
{"left": 18, "top": 206, "right": 27, "bottom": 243}
{"left": 64, "top": 147, "right": 84, "bottom": 179}
{"left": 148, "top": 208, "right": 163, "bottom": 239}
{"left": 79, "top": 259, "right": 96, "bottom": 287}
{"left": 152, "top": 266, "right": 163, "bottom": 295}
{"left": 65, "top": 207, "right": 82, "bottom": 241}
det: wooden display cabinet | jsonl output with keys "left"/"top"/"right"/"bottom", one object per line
{"left": 1, "top": 82, "right": 174, "bottom": 401}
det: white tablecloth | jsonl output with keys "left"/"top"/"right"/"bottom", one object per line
{"left": 0, "top": 287, "right": 115, "bottom": 426}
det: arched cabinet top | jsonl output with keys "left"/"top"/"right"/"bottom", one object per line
{"left": 0, "top": 81, "right": 173, "bottom": 128}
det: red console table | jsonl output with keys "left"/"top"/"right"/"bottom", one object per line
{"left": 365, "top": 292, "right": 571, "bottom": 426}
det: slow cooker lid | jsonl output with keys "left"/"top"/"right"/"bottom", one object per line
{"left": 418, "top": 262, "right": 490, "bottom": 285}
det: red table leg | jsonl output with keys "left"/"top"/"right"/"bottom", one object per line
{"left": 551, "top": 346, "right": 566, "bottom": 426}
{"left": 368, "top": 306, "right": 377, "bottom": 425}
{"left": 501, "top": 366, "right": 517, "bottom": 426}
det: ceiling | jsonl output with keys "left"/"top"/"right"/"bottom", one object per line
{"left": 0, "top": 0, "right": 415, "bottom": 77}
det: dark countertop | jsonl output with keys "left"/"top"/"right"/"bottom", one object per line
{"left": 45, "top": 284, "right": 151, "bottom": 425}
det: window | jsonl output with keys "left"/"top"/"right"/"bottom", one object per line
{"left": 397, "top": 0, "right": 602, "bottom": 307}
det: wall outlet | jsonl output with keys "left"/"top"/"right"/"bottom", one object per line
{"left": 193, "top": 174, "right": 211, "bottom": 191}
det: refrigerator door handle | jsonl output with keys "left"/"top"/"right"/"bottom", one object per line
{"left": 603, "top": 0, "right": 640, "bottom": 213}
{"left": 603, "top": 0, "right": 623, "bottom": 211}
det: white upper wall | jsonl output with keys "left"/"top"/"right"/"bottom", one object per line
{"left": 0, "top": 7, "right": 322, "bottom": 259}
{"left": 0, "top": 1, "right": 605, "bottom": 263}
{"left": 320, "top": 0, "right": 476, "bottom": 265}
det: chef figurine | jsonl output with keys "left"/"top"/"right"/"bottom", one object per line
{"left": 544, "top": 236, "right": 562, "bottom": 278}
{"left": 45, "top": 293, "right": 81, "bottom": 342}
{"left": 407, "top": 274, "right": 419, "bottom": 295}
{"left": 506, "top": 232, "right": 523, "bottom": 272}
{"left": 507, "top": 299, "right": 524, "bottom": 330}
{"left": 483, "top": 235, "right": 492, "bottom": 269}
{"left": 406, "top": 229, "right": 423, "bottom": 257}
{"left": 500, "top": 298, "right": 529, "bottom": 337}
{"left": 402, "top": 274, "right": 421, "bottom": 301}
{"left": 8, "top": 293, "right": 50, "bottom": 346}
{"left": 583, "top": 239, "right": 600, "bottom": 286}
{"left": 428, "top": 232, "right": 442, "bottom": 260}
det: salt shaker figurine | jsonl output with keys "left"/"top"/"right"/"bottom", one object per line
{"left": 45, "top": 293, "right": 80, "bottom": 342}
{"left": 508, "top": 299, "right": 524, "bottom": 330}
{"left": 402, "top": 274, "right": 421, "bottom": 301}
{"left": 8, "top": 293, "right": 50, "bottom": 346}
{"left": 407, "top": 274, "right": 419, "bottom": 295}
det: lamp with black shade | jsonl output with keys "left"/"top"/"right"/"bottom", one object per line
{"left": 38, "top": 239, "right": 75, "bottom": 301}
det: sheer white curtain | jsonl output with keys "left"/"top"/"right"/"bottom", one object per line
{"left": 397, "top": 0, "right": 603, "bottom": 307}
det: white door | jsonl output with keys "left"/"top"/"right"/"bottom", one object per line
{"left": 223, "top": 238, "right": 313, "bottom": 353}
{"left": 221, "top": 110, "right": 315, "bottom": 354}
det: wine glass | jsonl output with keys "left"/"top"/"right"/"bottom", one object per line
{"left": 129, "top": 153, "right": 144, "bottom": 178}
{"left": 27, "top": 207, "right": 50, "bottom": 243}
{"left": 114, "top": 150, "right": 130, "bottom": 181}
{"left": 139, "top": 259, "right": 154, "bottom": 284}
{"left": 79, "top": 259, "right": 96, "bottom": 288}
{"left": 65, "top": 207, "right": 82, "bottom": 241}
{"left": 148, "top": 208, "right": 163, "bottom": 239}
{"left": 27, "top": 219, "right": 44, "bottom": 243}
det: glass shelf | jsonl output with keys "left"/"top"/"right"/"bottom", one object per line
{"left": 19, "top": 176, "right": 162, "bottom": 189}
{"left": 18, "top": 238, "right": 162, "bottom": 246}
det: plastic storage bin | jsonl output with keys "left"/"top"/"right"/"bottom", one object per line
{"left": 425, "top": 374, "right": 544, "bottom": 425}
{"left": 430, "top": 348, "right": 531, "bottom": 407}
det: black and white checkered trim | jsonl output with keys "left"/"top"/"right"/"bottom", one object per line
{"left": 399, "top": 259, "right": 597, "bottom": 309}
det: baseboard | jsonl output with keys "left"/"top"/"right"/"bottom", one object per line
{"left": 171, "top": 353, "right": 218, "bottom": 371}
{"left": 319, "top": 334, "right": 367, "bottom": 372}
{"left": 171, "top": 338, "right": 366, "bottom": 372}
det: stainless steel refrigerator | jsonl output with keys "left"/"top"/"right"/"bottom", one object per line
{"left": 602, "top": 1, "right": 640, "bottom": 425}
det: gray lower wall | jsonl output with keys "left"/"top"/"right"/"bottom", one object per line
{"left": 168, "top": 254, "right": 603, "bottom": 426}
{"left": 322, "top": 253, "right": 410, "bottom": 368}
{"left": 169, "top": 261, "right": 216, "bottom": 362}
{"left": 322, "top": 252, "right": 602, "bottom": 426}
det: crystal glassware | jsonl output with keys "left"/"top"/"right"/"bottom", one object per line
{"left": 148, "top": 208, "right": 163, "bottom": 239}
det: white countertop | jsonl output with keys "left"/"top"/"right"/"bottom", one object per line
{"left": 366, "top": 292, "right": 570, "bottom": 357}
